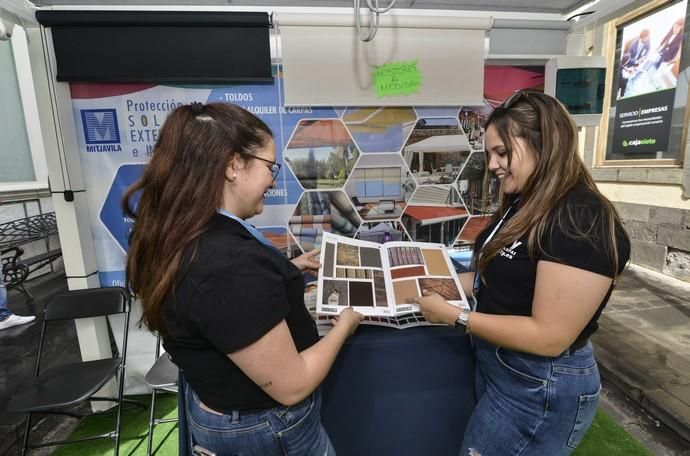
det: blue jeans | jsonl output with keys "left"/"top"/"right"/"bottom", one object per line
{"left": 0, "top": 281, "right": 10, "bottom": 321}
{"left": 460, "top": 338, "right": 600, "bottom": 456}
{"left": 186, "top": 386, "right": 335, "bottom": 456}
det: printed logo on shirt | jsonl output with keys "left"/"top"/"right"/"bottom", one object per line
{"left": 499, "top": 240, "right": 522, "bottom": 260}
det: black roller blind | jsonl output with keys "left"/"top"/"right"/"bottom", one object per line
{"left": 36, "top": 10, "right": 272, "bottom": 83}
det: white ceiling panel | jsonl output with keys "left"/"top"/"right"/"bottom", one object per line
{"left": 24, "top": 0, "right": 597, "bottom": 16}
{"left": 5, "top": 0, "right": 645, "bottom": 33}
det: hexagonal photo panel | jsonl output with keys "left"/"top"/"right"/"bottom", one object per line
{"left": 407, "top": 184, "right": 464, "bottom": 207}
{"left": 449, "top": 215, "right": 493, "bottom": 272}
{"left": 289, "top": 190, "right": 360, "bottom": 251}
{"left": 356, "top": 220, "right": 410, "bottom": 244}
{"left": 456, "top": 152, "right": 500, "bottom": 215}
{"left": 401, "top": 185, "right": 468, "bottom": 247}
{"left": 257, "top": 226, "right": 303, "bottom": 259}
{"left": 459, "top": 104, "right": 492, "bottom": 151}
{"left": 342, "top": 107, "right": 417, "bottom": 153}
{"left": 402, "top": 117, "right": 470, "bottom": 185}
{"left": 447, "top": 247, "right": 473, "bottom": 273}
{"left": 100, "top": 164, "right": 144, "bottom": 253}
{"left": 284, "top": 119, "right": 359, "bottom": 190}
{"left": 344, "top": 153, "right": 415, "bottom": 221}
{"left": 414, "top": 107, "right": 461, "bottom": 118}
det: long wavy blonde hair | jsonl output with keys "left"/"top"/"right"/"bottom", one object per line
{"left": 475, "top": 91, "right": 628, "bottom": 279}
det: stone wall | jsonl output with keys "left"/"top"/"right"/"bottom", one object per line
{"left": 615, "top": 202, "right": 690, "bottom": 283}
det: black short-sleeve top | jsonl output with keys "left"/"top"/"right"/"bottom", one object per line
{"left": 474, "top": 186, "right": 630, "bottom": 344}
{"left": 162, "top": 214, "right": 319, "bottom": 412}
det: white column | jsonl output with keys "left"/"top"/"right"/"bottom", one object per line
{"left": 26, "top": 25, "right": 115, "bottom": 410}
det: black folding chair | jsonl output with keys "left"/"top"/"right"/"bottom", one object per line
{"left": 8, "top": 287, "right": 134, "bottom": 455}
{"left": 145, "top": 334, "right": 179, "bottom": 456}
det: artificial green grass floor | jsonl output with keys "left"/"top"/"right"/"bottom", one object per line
{"left": 573, "top": 409, "right": 651, "bottom": 456}
{"left": 51, "top": 395, "right": 651, "bottom": 456}
{"left": 52, "top": 394, "right": 179, "bottom": 456}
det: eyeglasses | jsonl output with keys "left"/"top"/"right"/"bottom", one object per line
{"left": 242, "top": 153, "right": 282, "bottom": 181}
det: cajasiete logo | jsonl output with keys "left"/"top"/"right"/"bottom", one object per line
{"left": 622, "top": 138, "right": 656, "bottom": 148}
{"left": 81, "top": 109, "right": 123, "bottom": 152}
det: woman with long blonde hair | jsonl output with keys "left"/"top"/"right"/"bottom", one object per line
{"left": 415, "top": 91, "right": 630, "bottom": 455}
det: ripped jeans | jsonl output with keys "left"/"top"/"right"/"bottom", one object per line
{"left": 186, "top": 386, "right": 335, "bottom": 456}
{"left": 460, "top": 338, "right": 600, "bottom": 456}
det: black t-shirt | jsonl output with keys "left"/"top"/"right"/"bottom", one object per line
{"left": 162, "top": 214, "right": 319, "bottom": 412}
{"left": 475, "top": 186, "right": 630, "bottom": 344}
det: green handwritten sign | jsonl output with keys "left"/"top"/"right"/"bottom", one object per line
{"left": 372, "top": 60, "right": 422, "bottom": 98}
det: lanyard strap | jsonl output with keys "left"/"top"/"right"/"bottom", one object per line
{"left": 217, "top": 208, "right": 281, "bottom": 253}
{"left": 471, "top": 205, "right": 515, "bottom": 307}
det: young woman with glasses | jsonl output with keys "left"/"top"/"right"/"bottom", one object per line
{"left": 415, "top": 91, "right": 630, "bottom": 455}
{"left": 124, "top": 102, "right": 362, "bottom": 455}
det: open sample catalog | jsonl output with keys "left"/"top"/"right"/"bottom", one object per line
{"left": 316, "top": 232, "right": 470, "bottom": 329}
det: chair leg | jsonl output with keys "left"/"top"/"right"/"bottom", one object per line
{"left": 148, "top": 388, "right": 159, "bottom": 455}
{"left": 147, "top": 388, "right": 158, "bottom": 456}
{"left": 20, "top": 412, "right": 32, "bottom": 456}
{"left": 114, "top": 399, "right": 123, "bottom": 456}
{"left": 114, "top": 381, "right": 125, "bottom": 456}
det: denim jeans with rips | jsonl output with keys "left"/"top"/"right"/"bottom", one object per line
{"left": 460, "top": 338, "right": 600, "bottom": 456}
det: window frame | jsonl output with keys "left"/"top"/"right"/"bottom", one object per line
{"left": 0, "top": 25, "right": 49, "bottom": 194}
{"left": 353, "top": 166, "right": 402, "bottom": 199}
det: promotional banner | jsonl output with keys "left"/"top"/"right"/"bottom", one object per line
{"left": 67, "top": 57, "right": 542, "bottom": 391}
{"left": 608, "top": 0, "right": 687, "bottom": 157}
{"left": 71, "top": 72, "right": 336, "bottom": 288}
{"left": 70, "top": 65, "right": 536, "bottom": 290}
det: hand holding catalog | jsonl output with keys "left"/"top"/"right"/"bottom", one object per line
{"left": 316, "top": 232, "right": 470, "bottom": 329}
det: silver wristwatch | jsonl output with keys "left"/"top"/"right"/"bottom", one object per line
{"left": 454, "top": 308, "right": 471, "bottom": 334}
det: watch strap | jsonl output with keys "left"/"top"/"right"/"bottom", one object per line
{"left": 454, "top": 309, "right": 471, "bottom": 335}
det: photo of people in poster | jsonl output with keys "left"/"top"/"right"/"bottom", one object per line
{"left": 609, "top": 0, "right": 688, "bottom": 158}
{"left": 617, "top": 2, "right": 686, "bottom": 99}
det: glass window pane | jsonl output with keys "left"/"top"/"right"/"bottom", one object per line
{"left": 352, "top": 168, "right": 366, "bottom": 197}
{"left": 364, "top": 168, "right": 383, "bottom": 197}
{"left": 383, "top": 167, "right": 401, "bottom": 197}
{"left": 0, "top": 40, "right": 34, "bottom": 182}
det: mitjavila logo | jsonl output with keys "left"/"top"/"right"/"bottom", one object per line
{"left": 622, "top": 138, "right": 656, "bottom": 147}
{"left": 81, "top": 109, "right": 123, "bottom": 152}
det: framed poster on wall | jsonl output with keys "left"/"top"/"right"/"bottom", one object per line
{"left": 599, "top": 0, "right": 689, "bottom": 164}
